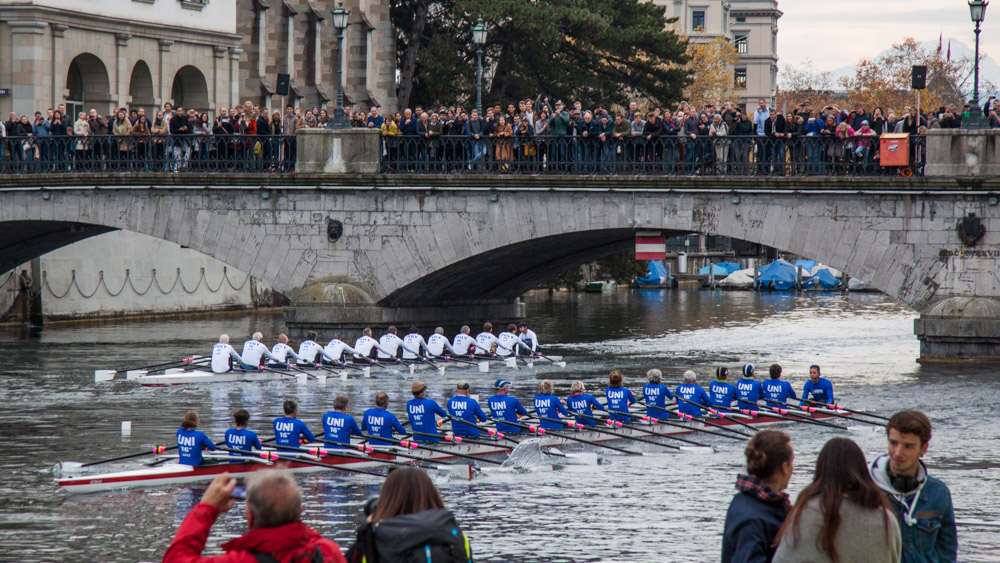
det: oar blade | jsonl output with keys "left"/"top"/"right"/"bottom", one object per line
{"left": 438, "top": 365, "right": 447, "bottom": 376}
{"left": 295, "top": 373, "right": 309, "bottom": 385}
{"left": 435, "top": 463, "right": 477, "bottom": 480}
{"left": 556, "top": 361, "right": 567, "bottom": 368}
{"left": 504, "top": 357, "right": 518, "bottom": 369}
{"left": 125, "top": 370, "right": 148, "bottom": 381}
{"left": 94, "top": 370, "right": 116, "bottom": 383}
{"left": 478, "top": 361, "right": 490, "bottom": 373}
{"left": 340, "top": 371, "right": 349, "bottom": 382}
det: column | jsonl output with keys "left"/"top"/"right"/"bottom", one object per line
{"left": 50, "top": 24, "right": 68, "bottom": 106}
{"left": 213, "top": 45, "right": 227, "bottom": 110}
{"left": 8, "top": 21, "right": 48, "bottom": 116}
{"left": 229, "top": 47, "right": 243, "bottom": 110}
{"left": 115, "top": 33, "right": 132, "bottom": 109}
{"left": 158, "top": 39, "right": 174, "bottom": 106}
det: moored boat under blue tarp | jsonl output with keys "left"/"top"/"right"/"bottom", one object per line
{"left": 757, "top": 259, "right": 797, "bottom": 290}
{"left": 698, "top": 262, "right": 742, "bottom": 276}
{"left": 637, "top": 260, "right": 668, "bottom": 285}
{"left": 805, "top": 267, "right": 841, "bottom": 289}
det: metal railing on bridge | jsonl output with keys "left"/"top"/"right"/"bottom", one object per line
{"left": 379, "top": 134, "right": 926, "bottom": 177}
{"left": 0, "top": 134, "right": 297, "bottom": 174}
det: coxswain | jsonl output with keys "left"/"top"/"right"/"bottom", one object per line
{"left": 353, "top": 327, "right": 392, "bottom": 362}
{"left": 488, "top": 379, "right": 528, "bottom": 434}
{"left": 273, "top": 399, "right": 316, "bottom": 448}
{"left": 406, "top": 381, "right": 448, "bottom": 443}
{"left": 801, "top": 365, "right": 835, "bottom": 405}
{"left": 474, "top": 322, "right": 501, "bottom": 355}
{"left": 606, "top": 370, "right": 637, "bottom": 422}
{"left": 402, "top": 326, "right": 432, "bottom": 360}
{"left": 241, "top": 332, "right": 278, "bottom": 367}
{"left": 447, "top": 381, "right": 488, "bottom": 438}
{"left": 298, "top": 331, "right": 333, "bottom": 364}
{"left": 762, "top": 363, "right": 797, "bottom": 408}
{"left": 534, "top": 379, "right": 569, "bottom": 430}
{"left": 177, "top": 410, "right": 216, "bottom": 466}
{"left": 497, "top": 324, "right": 532, "bottom": 357}
{"left": 642, "top": 369, "right": 674, "bottom": 420}
{"left": 322, "top": 396, "right": 363, "bottom": 449}
{"left": 427, "top": 327, "right": 457, "bottom": 358}
{"left": 378, "top": 326, "right": 418, "bottom": 360}
{"left": 735, "top": 363, "right": 763, "bottom": 413}
{"left": 362, "top": 392, "right": 406, "bottom": 447}
{"left": 518, "top": 322, "right": 540, "bottom": 355}
{"left": 270, "top": 334, "right": 301, "bottom": 366}
{"left": 708, "top": 367, "right": 737, "bottom": 411}
{"left": 675, "top": 370, "right": 712, "bottom": 418}
{"left": 211, "top": 334, "right": 244, "bottom": 374}
{"left": 224, "top": 409, "right": 262, "bottom": 458}
{"left": 323, "top": 332, "right": 359, "bottom": 365}
{"left": 452, "top": 325, "right": 476, "bottom": 356}
{"left": 566, "top": 380, "right": 604, "bottom": 426}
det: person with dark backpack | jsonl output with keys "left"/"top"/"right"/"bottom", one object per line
{"left": 346, "top": 467, "right": 472, "bottom": 562}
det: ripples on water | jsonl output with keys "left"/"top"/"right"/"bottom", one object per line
{"left": 0, "top": 290, "right": 998, "bottom": 562}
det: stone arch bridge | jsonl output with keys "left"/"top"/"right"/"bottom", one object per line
{"left": 1, "top": 174, "right": 998, "bottom": 361}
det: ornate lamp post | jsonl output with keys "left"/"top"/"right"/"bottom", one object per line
{"left": 472, "top": 17, "right": 487, "bottom": 115}
{"left": 328, "top": 1, "right": 351, "bottom": 130}
{"left": 963, "top": 0, "right": 989, "bottom": 129}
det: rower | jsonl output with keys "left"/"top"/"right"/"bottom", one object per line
{"left": 176, "top": 410, "right": 216, "bottom": 466}
{"left": 606, "top": 370, "right": 637, "bottom": 422}
{"left": 675, "top": 370, "right": 712, "bottom": 418}
{"left": 362, "top": 392, "right": 406, "bottom": 447}
{"left": 801, "top": 364, "right": 835, "bottom": 405}
{"left": 211, "top": 334, "right": 244, "bottom": 374}
{"left": 497, "top": 324, "right": 531, "bottom": 357}
{"left": 474, "top": 322, "right": 501, "bottom": 355}
{"left": 447, "top": 381, "right": 488, "bottom": 439}
{"left": 270, "top": 334, "right": 301, "bottom": 366}
{"left": 406, "top": 381, "right": 447, "bottom": 443}
{"left": 566, "top": 380, "right": 604, "bottom": 426}
{"left": 735, "top": 363, "right": 763, "bottom": 413}
{"left": 488, "top": 379, "right": 528, "bottom": 434}
{"left": 298, "top": 331, "right": 333, "bottom": 364}
{"left": 273, "top": 399, "right": 316, "bottom": 448}
{"left": 402, "top": 326, "right": 432, "bottom": 360}
{"left": 322, "top": 396, "right": 363, "bottom": 449}
{"left": 224, "top": 409, "right": 262, "bottom": 458}
{"left": 452, "top": 325, "right": 476, "bottom": 356}
{"left": 642, "top": 369, "right": 674, "bottom": 420}
{"left": 762, "top": 364, "right": 797, "bottom": 408}
{"left": 427, "top": 327, "right": 457, "bottom": 358}
{"left": 241, "top": 332, "right": 278, "bottom": 367}
{"left": 378, "top": 326, "right": 417, "bottom": 361}
{"left": 322, "top": 332, "right": 359, "bottom": 365}
{"left": 518, "top": 322, "right": 540, "bottom": 355}
{"left": 534, "top": 379, "right": 569, "bottom": 430}
{"left": 353, "top": 327, "right": 392, "bottom": 362}
{"left": 708, "top": 367, "right": 737, "bottom": 412}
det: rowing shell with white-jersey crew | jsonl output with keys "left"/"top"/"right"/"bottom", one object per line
{"left": 92, "top": 322, "right": 565, "bottom": 386}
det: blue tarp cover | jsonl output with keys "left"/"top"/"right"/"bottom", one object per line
{"left": 757, "top": 259, "right": 797, "bottom": 290}
{"left": 794, "top": 260, "right": 817, "bottom": 275}
{"left": 637, "top": 260, "right": 668, "bottom": 285}
{"left": 698, "top": 262, "right": 742, "bottom": 276}
{"left": 805, "top": 268, "right": 840, "bottom": 289}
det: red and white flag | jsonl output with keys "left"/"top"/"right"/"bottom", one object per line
{"left": 635, "top": 231, "right": 666, "bottom": 260}
{"left": 947, "top": 40, "right": 951, "bottom": 61}
{"left": 938, "top": 32, "right": 942, "bottom": 55}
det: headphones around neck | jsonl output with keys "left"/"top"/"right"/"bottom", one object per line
{"left": 887, "top": 468, "right": 920, "bottom": 493}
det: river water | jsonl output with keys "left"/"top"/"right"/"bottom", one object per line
{"left": 1, "top": 289, "right": 997, "bottom": 562}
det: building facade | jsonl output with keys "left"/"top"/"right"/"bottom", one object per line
{"left": 656, "top": 0, "right": 782, "bottom": 110}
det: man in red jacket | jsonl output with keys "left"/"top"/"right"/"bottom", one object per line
{"left": 163, "top": 470, "right": 346, "bottom": 562}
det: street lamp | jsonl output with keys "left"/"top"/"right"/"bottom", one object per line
{"left": 472, "top": 17, "right": 487, "bottom": 115}
{"left": 328, "top": 1, "right": 351, "bottom": 130}
{"left": 963, "top": 0, "right": 989, "bottom": 129}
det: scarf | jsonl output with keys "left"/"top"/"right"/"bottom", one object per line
{"left": 736, "top": 473, "right": 791, "bottom": 511}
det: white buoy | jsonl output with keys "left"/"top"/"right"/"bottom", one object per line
{"left": 121, "top": 421, "right": 132, "bottom": 436}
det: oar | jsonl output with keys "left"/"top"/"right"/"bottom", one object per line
{"left": 433, "top": 415, "right": 525, "bottom": 446}
{"left": 672, "top": 397, "right": 753, "bottom": 436}
{"left": 549, "top": 414, "right": 681, "bottom": 451}
{"left": 216, "top": 446, "right": 382, "bottom": 476}
{"left": 78, "top": 444, "right": 176, "bottom": 468}
{"left": 523, "top": 415, "right": 642, "bottom": 455}
{"left": 360, "top": 434, "right": 502, "bottom": 465}
{"left": 567, "top": 409, "right": 709, "bottom": 448}
{"left": 437, "top": 355, "right": 480, "bottom": 367}
{"left": 799, "top": 397, "right": 890, "bottom": 422}
{"left": 271, "top": 442, "right": 453, "bottom": 472}
{"left": 603, "top": 406, "right": 745, "bottom": 441}
{"left": 752, "top": 399, "right": 860, "bottom": 428}
{"left": 532, "top": 352, "right": 566, "bottom": 368}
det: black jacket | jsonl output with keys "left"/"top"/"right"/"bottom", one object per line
{"left": 346, "top": 509, "right": 470, "bottom": 563}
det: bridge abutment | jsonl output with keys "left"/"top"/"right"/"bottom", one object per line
{"left": 915, "top": 297, "right": 1000, "bottom": 363}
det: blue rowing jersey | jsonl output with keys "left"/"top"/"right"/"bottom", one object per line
{"left": 802, "top": 378, "right": 834, "bottom": 404}
{"left": 566, "top": 393, "right": 604, "bottom": 426}
{"left": 675, "top": 383, "right": 711, "bottom": 417}
{"left": 447, "top": 396, "right": 488, "bottom": 438}
{"left": 406, "top": 398, "right": 448, "bottom": 442}
{"left": 708, "top": 380, "right": 737, "bottom": 410}
{"left": 488, "top": 394, "right": 528, "bottom": 434}
{"left": 224, "top": 428, "right": 261, "bottom": 458}
{"left": 735, "top": 377, "right": 763, "bottom": 411}
{"left": 273, "top": 416, "right": 316, "bottom": 448}
{"left": 762, "top": 379, "right": 797, "bottom": 407}
{"left": 322, "top": 411, "right": 363, "bottom": 448}
{"left": 534, "top": 394, "right": 569, "bottom": 430}
{"left": 362, "top": 407, "right": 405, "bottom": 446}
{"left": 606, "top": 387, "right": 637, "bottom": 422}
{"left": 642, "top": 383, "right": 674, "bottom": 419}
{"left": 177, "top": 428, "right": 216, "bottom": 466}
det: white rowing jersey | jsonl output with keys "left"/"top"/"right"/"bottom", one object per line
{"left": 428, "top": 334, "right": 453, "bottom": 356}
{"left": 402, "top": 334, "right": 430, "bottom": 359}
{"left": 496, "top": 332, "right": 523, "bottom": 356}
{"left": 519, "top": 329, "right": 539, "bottom": 352}
{"left": 271, "top": 343, "right": 299, "bottom": 363}
{"left": 324, "top": 339, "right": 358, "bottom": 363}
{"left": 354, "top": 335, "right": 380, "bottom": 358}
{"left": 453, "top": 333, "right": 475, "bottom": 355}
{"left": 298, "top": 340, "right": 323, "bottom": 363}
{"left": 474, "top": 332, "right": 500, "bottom": 355}
{"left": 212, "top": 343, "right": 242, "bottom": 373}
{"left": 241, "top": 340, "right": 275, "bottom": 366}
{"left": 378, "top": 334, "right": 409, "bottom": 359}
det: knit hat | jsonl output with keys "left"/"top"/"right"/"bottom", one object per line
{"left": 742, "top": 363, "right": 755, "bottom": 377}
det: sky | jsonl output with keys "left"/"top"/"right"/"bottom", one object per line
{"left": 776, "top": 0, "right": 998, "bottom": 72}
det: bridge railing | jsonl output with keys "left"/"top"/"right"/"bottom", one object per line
{"left": 0, "top": 134, "right": 297, "bottom": 173}
{"left": 380, "top": 134, "right": 926, "bottom": 176}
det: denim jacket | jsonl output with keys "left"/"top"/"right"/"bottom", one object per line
{"left": 870, "top": 454, "right": 957, "bottom": 563}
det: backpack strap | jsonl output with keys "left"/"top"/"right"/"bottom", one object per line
{"left": 251, "top": 546, "right": 323, "bottom": 563}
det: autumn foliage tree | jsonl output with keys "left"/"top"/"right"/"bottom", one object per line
{"left": 777, "top": 58, "right": 847, "bottom": 111}
{"left": 682, "top": 36, "right": 738, "bottom": 106}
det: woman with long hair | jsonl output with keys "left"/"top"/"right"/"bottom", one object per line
{"left": 773, "top": 437, "right": 901, "bottom": 563}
